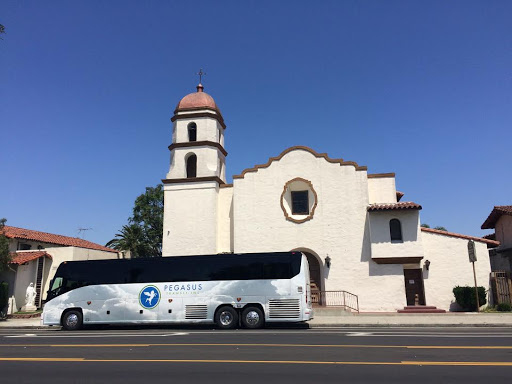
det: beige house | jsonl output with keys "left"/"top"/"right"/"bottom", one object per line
{"left": 162, "top": 83, "right": 499, "bottom": 312}
{"left": 0, "top": 225, "right": 119, "bottom": 314}
{"left": 482, "top": 206, "right": 512, "bottom": 272}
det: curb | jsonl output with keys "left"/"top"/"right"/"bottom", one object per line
{"left": 308, "top": 323, "right": 512, "bottom": 328}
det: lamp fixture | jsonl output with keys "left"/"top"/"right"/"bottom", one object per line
{"left": 325, "top": 255, "right": 331, "bottom": 268}
{"left": 424, "top": 259, "right": 430, "bottom": 270}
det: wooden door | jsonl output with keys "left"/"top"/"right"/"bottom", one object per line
{"left": 403, "top": 269, "right": 425, "bottom": 306}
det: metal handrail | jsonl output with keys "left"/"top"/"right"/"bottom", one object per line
{"left": 311, "top": 290, "right": 359, "bottom": 312}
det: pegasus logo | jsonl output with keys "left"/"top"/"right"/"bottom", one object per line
{"left": 144, "top": 290, "right": 157, "bottom": 305}
{"left": 139, "top": 285, "right": 160, "bottom": 309}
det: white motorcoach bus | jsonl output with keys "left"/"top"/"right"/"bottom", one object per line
{"left": 43, "top": 252, "right": 313, "bottom": 330}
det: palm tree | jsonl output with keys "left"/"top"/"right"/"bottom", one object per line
{"left": 106, "top": 224, "right": 143, "bottom": 257}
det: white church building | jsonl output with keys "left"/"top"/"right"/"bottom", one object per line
{"left": 162, "top": 83, "right": 499, "bottom": 312}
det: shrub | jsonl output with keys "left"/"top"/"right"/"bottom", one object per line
{"left": 453, "top": 286, "right": 487, "bottom": 311}
{"left": 496, "top": 303, "right": 512, "bottom": 312}
{"left": 0, "top": 282, "right": 8, "bottom": 313}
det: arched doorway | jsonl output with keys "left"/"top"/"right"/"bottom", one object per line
{"left": 292, "top": 249, "right": 323, "bottom": 305}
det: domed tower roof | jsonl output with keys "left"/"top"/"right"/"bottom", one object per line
{"left": 174, "top": 84, "right": 222, "bottom": 115}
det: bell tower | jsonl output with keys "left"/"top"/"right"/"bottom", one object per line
{"left": 162, "top": 81, "right": 227, "bottom": 256}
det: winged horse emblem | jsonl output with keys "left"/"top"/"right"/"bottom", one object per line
{"left": 144, "top": 290, "right": 157, "bottom": 305}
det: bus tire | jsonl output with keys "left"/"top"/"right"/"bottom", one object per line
{"left": 62, "top": 309, "right": 83, "bottom": 331}
{"left": 215, "top": 306, "right": 238, "bottom": 329}
{"left": 241, "top": 306, "right": 264, "bottom": 329}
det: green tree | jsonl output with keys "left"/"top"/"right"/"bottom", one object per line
{"left": 421, "top": 224, "right": 447, "bottom": 231}
{"left": 106, "top": 184, "right": 163, "bottom": 257}
{"left": 0, "top": 218, "right": 12, "bottom": 271}
{"left": 106, "top": 224, "right": 144, "bottom": 257}
{"left": 130, "top": 184, "right": 163, "bottom": 257}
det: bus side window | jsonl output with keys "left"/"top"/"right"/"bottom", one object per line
{"left": 51, "top": 277, "right": 63, "bottom": 291}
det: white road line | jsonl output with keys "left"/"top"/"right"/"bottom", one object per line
{"left": 346, "top": 332, "right": 373, "bottom": 336}
{"left": 5, "top": 332, "right": 189, "bottom": 338}
{"left": 346, "top": 334, "right": 512, "bottom": 338}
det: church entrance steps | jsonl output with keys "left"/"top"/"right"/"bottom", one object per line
{"left": 397, "top": 306, "right": 446, "bottom": 313}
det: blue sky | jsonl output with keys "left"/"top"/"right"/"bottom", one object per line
{"left": 1, "top": 1, "right": 510, "bottom": 246}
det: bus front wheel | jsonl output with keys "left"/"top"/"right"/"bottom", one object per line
{"left": 215, "top": 306, "right": 238, "bottom": 329}
{"left": 241, "top": 306, "right": 264, "bottom": 329}
{"left": 62, "top": 310, "right": 83, "bottom": 331}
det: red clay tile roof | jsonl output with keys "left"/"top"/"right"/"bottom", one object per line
{"left": 10, "top": 251, "right": 52, "bottom": 265}
{"left": 368, "top": 202, "right": 422, "bottom": 211}
{"left": 481, "top": 206, "right": 512, "bottom": 229}
{"left": 2, "top": 226, "right": 117, "bottom": 253}
{"left": 421, "top": 227, "right": 500, "bottom": 246}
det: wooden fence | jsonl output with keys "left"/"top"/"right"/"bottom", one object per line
{"left": 490, "top": 271, "right": 512, "bottom": 305}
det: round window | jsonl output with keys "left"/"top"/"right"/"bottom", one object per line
{"left": 280, "top": 177, "right": 318, "bottom": 224}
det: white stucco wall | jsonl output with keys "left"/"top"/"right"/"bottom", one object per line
{"left": 367, "top": 177, "right": 397, "bottom": 204}
{"left": 421, "top": 231, "right": 491, "bottom": 311}
{"left": 217, "top": 186, "right": 234, "bottom": 253}
{"left": 368, "top": 210, "right": 424, "bottom": 260}
{"left": 163, "top": 181, "right": 219, "bottom": 256}
{"left": 166, "top": 147, "right": 225, "bottom": 179}
{"left": 174, "top": 114, "right": 224, "bottom": 144}
{"left": 495, "top": 215, "right": 512, "bottom": 249}
{"left": 231, "top": 148, "right": 411, "bottom": 311}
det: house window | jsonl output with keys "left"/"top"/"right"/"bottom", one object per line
{"left": 188, "top": 123, "right": 197, "bottom": 142}
{"left": 390, "top": 219, "right": 403, "bottom": 242}
{"left": 17, "top": 242, "right": 32, "bottom": 250}
{"left": 186, "top": 154, "right": 197, "bottom": 178}
{"left": 291, "top": 191, "right": 309, "bottom": 215}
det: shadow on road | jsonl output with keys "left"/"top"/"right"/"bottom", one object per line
{"left": 62, "top": 322, "right": 310, "bottom": 331}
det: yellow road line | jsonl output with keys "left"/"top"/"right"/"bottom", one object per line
{"left": 407, "top": 346, "right": 512, "bottom": 349}
{"left": 402, "top": 361, "right": 512, "bottom": 366}
{"left": 2, "top": 343, "right": 512, "bottom": 349}
{"left": 0, "top": 357, "right": 85, "bottom": 362}
{"left": 0, "top": 357, "right": 511, "bottom": 366}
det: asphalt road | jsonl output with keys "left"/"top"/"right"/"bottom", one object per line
{"left": 1, "top": 326, "right": 511, "bottom": 383}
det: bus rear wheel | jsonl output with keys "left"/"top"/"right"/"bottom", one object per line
{"left": 215, "top": 306, "right": 238, "bottom": 329}
{"left": 62, "top": 310, "right": 83, "bottom": 331}
{"left": 241, "top": 306, "right": 264, "bottom": 329}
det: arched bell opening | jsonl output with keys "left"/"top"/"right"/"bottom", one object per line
{"left": 185, "top": 153, "right": 197, "bottom": 178}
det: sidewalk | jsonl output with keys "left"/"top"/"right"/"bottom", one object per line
{"left": 309, "top": 309, "right": 512, "bottom": 327}
{"left": 1, "top": 311, "right": 512, "bottom": 329}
